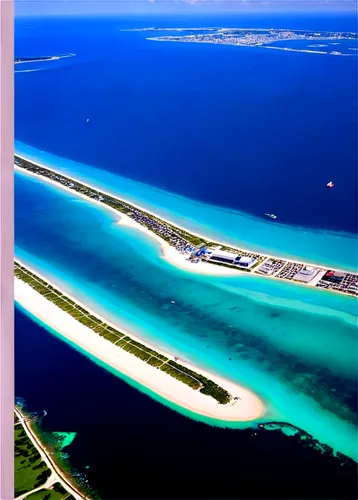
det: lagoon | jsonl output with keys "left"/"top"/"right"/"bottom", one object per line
{"left": 15, "top": 170, "right": 358, "bottom": 460}
{"left": 16, "top": 141, "right": 358, "bottom": 272}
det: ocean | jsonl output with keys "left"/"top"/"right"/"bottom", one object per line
{"left": 15, "top": 171, "right": 358, "bottom": 460}
{"left": 15, "top": 14, "right": 357, "bottom": 240}
{"left": 14, "top": 10, "right": 358, "bottom": 498}
{"left": 15, "top": 306, "right": 357, "bottom": 499}
{"left": 15, "top": 140, "right": 358, "bottom": 271}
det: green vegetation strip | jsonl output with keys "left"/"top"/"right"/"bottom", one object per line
{"left": 14, "top": 156, "right": 256, "bottom": 260}
{"left": 24, "top": 483, "right": 71, "bottom": 500}
{"left": 16, "top": 155, "right": 358, "bottom": 299}
{"left": 15, "top": 156, "right": 205, "bottom": 247}
{"left": 15, "top": 422, "right": 51, "bottom": 497}
{"left": 15, "top": 261, "right": 232, "bottom": 405}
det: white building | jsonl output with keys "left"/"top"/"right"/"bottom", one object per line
{"left": 293, "top": 266, "right": 318, "bottom": 283}
{"left": 204, "top": 249, "right": 257, "bottom": 269}
{"left": 204, "top": 249, "right": 238, "bottom": 264}
{"left": 256, "top": 260, "right": 274, "bottom": 275}
{"left": 235, "top": 256, "right": 258, "bottom": 268}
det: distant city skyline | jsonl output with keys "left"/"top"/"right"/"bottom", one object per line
{"left": 15, "top": 0, "right": 357, "bottom": 18}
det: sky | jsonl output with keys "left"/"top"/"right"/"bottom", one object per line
{"left": 15, "top": 0, "right": 357, "bottom": 17}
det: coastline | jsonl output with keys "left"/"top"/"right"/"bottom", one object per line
{"left": 15, "top": 162, "right": 357, "bottom": 299}
{"left": 14, "top": 165, "right": 242, "bottom": 278}
{"left": 147, "top": 37, "right": 356, "bottom": 57}
{"left": 118, "top": 215, "right": 241, "bottom": 276}
{"left": 14, "top": 273, "right": 265, "bottom": 422}
{"left": 15, "top": 53, "right": 76, "bottom": 65}
{"left": 119, "top": 215, "right": 358, "bottom": 302}
{"left": 14, "top": 407, "right": 86, "bottom": 500}
{"left": 14, "top": 156, "right": 353, "bottom": 274}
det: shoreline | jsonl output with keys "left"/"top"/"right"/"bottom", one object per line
{"left": 15, "top": 165, "right": 238, "bottom": 278}
{"left": 14, "top": 154, "right": 354, "bottom": 274}
{"left": 14, "top": 268, "right": 265, "bottom": 422}
{"left": 119, "top": 215, "right": 358, "bottom": 302}
{"left": 15, "top": 53, "right": 76, "bottom": 65}
{"left": 118, "top": 215, "right": 241, "bottom": 276}
{"left": 14, "top": 407, "right": 86, "bottom": 500}
{"left": 15, "top": 162, "right": 357, "bottom": 299}
{"left": 147, "top": 37, "right": 356, "bottom": 57}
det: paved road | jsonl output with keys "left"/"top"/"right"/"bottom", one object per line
{"left": 15, "top": 409, "right": 88, "bottom": 500}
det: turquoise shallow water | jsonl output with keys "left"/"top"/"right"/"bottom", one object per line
{"left": 15, "top": 170, "right": 358, "bottom": 460}
{"left": 15, "top": 141, "right": 358, "bottom": 271}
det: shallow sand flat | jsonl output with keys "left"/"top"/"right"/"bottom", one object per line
{"left": 117, "top": 215, "right": 241, "bottom": 276}
{"left": 15, "top": 277, "right": 264, "bottom": 421}
{"left": 15, "top": 165, "right": 239, "bottom": 278}
{"left": 15, "top": 160, "right": 352, "bottom": 274}
{"left": 17, "top": 163, "right": 356, "bottom": 299}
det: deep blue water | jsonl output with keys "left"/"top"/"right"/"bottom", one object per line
{"left": 15, "top": 306, "right": 358, "bottom": 500}
{"left": 15, "top": 171, "right": 358, "bottom": 461}
{"left": 14, "top": 11, "right": 358, "bottom": 499}
{"left": 15, "top": 13, "right": 357, "bottom": 233}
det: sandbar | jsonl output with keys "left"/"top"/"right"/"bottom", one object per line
{"left": 14, "top": 156, "right": 352, "bottom": 274}
{"left": 118, "top": 215, "right": 240, "bottom": 276}
{"left": 15, "top": 164, "right": 241, "bottom": 277}
{"left": 15, "top": 162, "right": 356, "bottom": 298}
{"left": 15, "top": 276, "right": 264, "bottom": 422}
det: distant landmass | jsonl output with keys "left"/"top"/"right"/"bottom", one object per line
{"left": 15, "top": 53, "right": 75, "bottom": 64}
{"left": 123, "top": 27, "right": 358, "bottom": 56}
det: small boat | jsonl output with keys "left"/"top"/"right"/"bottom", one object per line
{"left": 327, "top": 181, "right": 334, "bottom": 188}
{"left": 265, "top": 213, "right": 277, "bottom": 219}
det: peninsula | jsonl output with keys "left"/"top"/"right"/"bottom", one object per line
{"left": 14, "top": 155, "right": 358, "bottom": 297}
{"left": 14, "top": 261, "right": 264, "bottom": 421}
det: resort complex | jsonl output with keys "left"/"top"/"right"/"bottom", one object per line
{"left": 14, "top": 156, "right": 358, "bottom": 297}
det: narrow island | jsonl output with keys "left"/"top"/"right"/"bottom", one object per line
{"left": 14, "top": 408, "right": 84, "bottom": 500}
{"left": 15, "top": 54, "right": 75, "bottom": 64}
{"left": 14, "top": 155, "right": 358, "bottom": 297}
{"left": 15, "top": 261, "right": 264, "bottom": 421}
{"left": 123, "top": 27, "right": 357, "bottom": 56}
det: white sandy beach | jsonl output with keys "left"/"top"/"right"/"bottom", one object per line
{"left": 15, "top": 275, "right": 264, "bottom": 422}
{"left": 117, "top": 214, "right": 241, "bottom": 276}
{"left": 15, "top": 157, "right": 346, "bottom": 274}
{"left": 15, "top": 162, "right": 355, "bottom": 308}
{"left": 14, "top": 164, "right": 240, "bottom": 277}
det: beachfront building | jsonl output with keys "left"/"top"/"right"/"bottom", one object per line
{"left": 255, "top": 258, "right": 286, "bottom": 276}
{"left": 235, "top": 256, "right": 258, "bottom": 269}
{"left": 315, "top": 270, "right": 358, "bottom": 295}
{"left": 321, "top": 270, "right": 346, "bottom": 283}
{"left": 203, "top": 248, "right": 257, "bottom": 269}
{"left": 293, "top": 266, "right": 319, "bottom": 283}
{"left": 204, "top": 249, "right": 238, "bottom": 264}
{"left": 256, "top": 260, "right": 275, "bottom": 276}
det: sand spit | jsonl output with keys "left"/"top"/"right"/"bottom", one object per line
{"left": 15, "top": 277, "right": 264, "bottom": 422}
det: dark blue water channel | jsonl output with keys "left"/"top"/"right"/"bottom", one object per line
{"left": 15, "top": 306, "right": 357, "bottom": 499}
